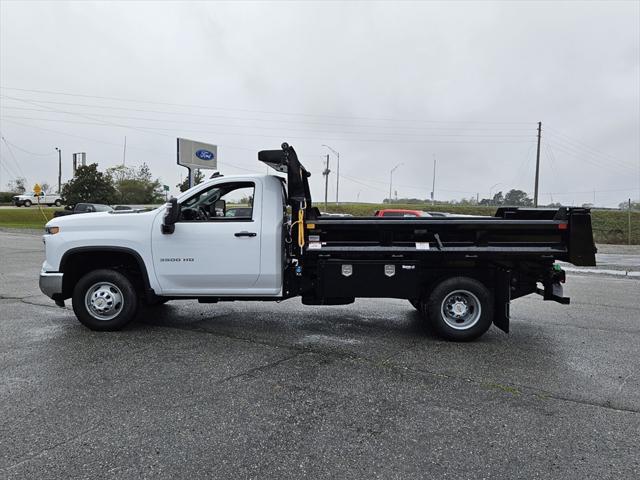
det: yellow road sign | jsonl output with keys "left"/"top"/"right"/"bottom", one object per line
{"left": 33, "top": 183, "right": 42, "bottom": 196}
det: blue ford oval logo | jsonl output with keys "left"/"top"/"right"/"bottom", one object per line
{"left": 195, "top": 149, "right": 215, "bottom": 161}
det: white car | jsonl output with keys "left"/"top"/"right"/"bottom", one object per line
{"left": 13, "top": 192, "right": 63, "bottom": 207}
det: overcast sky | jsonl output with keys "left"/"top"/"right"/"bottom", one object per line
{"left": 1, "top": 0, "right": 638, "bottom": 207}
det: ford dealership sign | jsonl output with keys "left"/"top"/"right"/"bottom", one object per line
{"left": 177, "top": 138, "right": 218, "bottom": 171}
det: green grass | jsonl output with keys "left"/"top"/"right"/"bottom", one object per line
{"left": 1, "top": 203, "right": 638, "bottom": 245}
{"left": 0, "top": 207, "right": 61, "bottom": 229}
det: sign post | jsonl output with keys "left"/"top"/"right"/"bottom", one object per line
{"left": 176, "top": 138, "right": 218, "bottom": 189}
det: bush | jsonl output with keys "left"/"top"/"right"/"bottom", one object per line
{"left": 0, "top": 191, "right": 17, "bottom": 203}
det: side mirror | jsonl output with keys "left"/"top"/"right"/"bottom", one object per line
{"left": 214, "top": 199, "right": 226, "bottom": 217}
{"left": 162, "top": 198, "right": 181, "bottom": 234}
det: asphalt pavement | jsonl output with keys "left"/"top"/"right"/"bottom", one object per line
{"left": 1, "top": 230, "right": 639, "bottom": 479}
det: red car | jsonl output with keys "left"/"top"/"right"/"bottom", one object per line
{"left": 374, "top": 209, "right": 431, "bottom": 217}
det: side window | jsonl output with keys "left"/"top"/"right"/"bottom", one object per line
{"left": 180, "top": 182, "right": 255, "bottom": 222}
{"left": 221, "top": 186, "right": 254, "bottom": 219}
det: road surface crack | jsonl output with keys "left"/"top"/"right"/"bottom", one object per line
{"left": 216, "top": 351, "right": 308, "bottom": 384}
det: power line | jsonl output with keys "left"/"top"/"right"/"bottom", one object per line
{"left": 547, "top": 132, "right": 636, "bottom": 172}
{"left": 548, "top": 140, "right": 635, "bottom": 176}
{"left": 0, "top": 86, "right": 535, "bottom": 125}
{"left": 0, "top": 99, "right": 536, "bottom": 133}
{"left": 0, "top": 135, "right": 28, "bottom": 180}
{"left": 0, "top": 151, "right": 22, "bottom": 181}
{"left": 1, "top": 118, "right": 259, "bottom": 156}
{"left": 546, "top": 126, "right": 636, "bottom": 168}
{"left": 1, "top": 119, "right": 166, "bottom": 154}
{"left": 1, "top": 138, "right": 56, "bottom": 156}
{"left": 3, "top": 95, "right": 171, "bottom": 139}
{"left": 0, "top": 115, "right": 537, "bottom": 145}
{"left": 0, "top": 105, "right": 537, "bottom": 139}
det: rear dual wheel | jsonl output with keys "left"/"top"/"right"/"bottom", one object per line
{"left": 416, "top": 277, "right": 493, "bottom": 341}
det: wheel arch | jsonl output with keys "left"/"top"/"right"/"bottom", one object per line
{"left": 59, "top": 246, "right": 155, "bottom": 300}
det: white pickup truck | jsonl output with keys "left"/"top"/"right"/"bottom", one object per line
{"left": 39, "top": 144, "right": 596, "bottom": 341}
{"left": 13, "top": 192, "right": 63, "bottom": 207}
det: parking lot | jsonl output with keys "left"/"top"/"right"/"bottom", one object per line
{"left": 1, "top": 229, "right": 639, "bottom": 479}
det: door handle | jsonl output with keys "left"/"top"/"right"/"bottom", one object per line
{"left": 234, "top": 231, "right": 257, "bottom": 237}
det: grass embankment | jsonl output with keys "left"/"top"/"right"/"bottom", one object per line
{"left": 1, "top": 203, "right": 638, "bottom": 245}
{"left": 0, "top": 207, "right": 61, "bottom": 229}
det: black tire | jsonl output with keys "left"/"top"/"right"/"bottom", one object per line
{"left": 23, "top": 200, "right": 32, "bottom": 207}
{"left": 54, "top": 200, "right": 62, "bottom": 207}
{"left": 422, "top": 277, "right": 493, "bottom": 341}
{"left": 72, "top": 269, "right": 139, "bottom": 331}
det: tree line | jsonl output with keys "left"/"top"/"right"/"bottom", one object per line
{"left": 2, "top": 163, "right": 166, "bottom": 205}
{"left": 384, "top": 189, "right": 535, "bottom": 207}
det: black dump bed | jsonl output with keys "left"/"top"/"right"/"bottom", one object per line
{"left": 304, "top": 207, "right": 596, "bottom": 267}
{"left": 259, "top": 143, "right": 596, "bottom": 268}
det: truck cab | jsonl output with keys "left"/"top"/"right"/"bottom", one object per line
{"left": 151, "top": 174, "right": 286, "bottom": 296}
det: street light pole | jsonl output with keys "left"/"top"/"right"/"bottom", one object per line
{"left": 489, "top": 182, "right": 501, "bottom": 205}
{"left": 55, "top": 147, "right": 62, "bottom": 194}
{"left": 389, "top": 163, "right": 402, "bottom": 204}
{"left": 322, "top": 154, "right": 331, "bottom": 211}
{"left": 431, "top": 155, "right": 437, "bottom": 205}
{"left": 322, "top": 144, "right": 340, "bottom": 204}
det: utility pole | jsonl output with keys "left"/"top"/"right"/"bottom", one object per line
{"left": 629, "top": 198, "right": 632, "bottom": 246}
{"left": 122, "top": 136, "right": 127, "bottom": 166}
{"left": 55, "top": 147, "right": 62, "bottom": 194}
{"left": 390, "top": 163, "right": 402, "bottom": 204}
{"left": 534, "top": 121, "right": 542, "bottom": 207}
{"left": 323, "top": 154, "right": 330, "bottom": 210}
{"left": 431, "top": 155, "right": 437, "bottom": 205}
{"left": 322, "top": 145, "right": 340, "bottom": 204}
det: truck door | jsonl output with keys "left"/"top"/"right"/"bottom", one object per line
{"left": 151, "top": 180, "right": 262, "bottom": 295}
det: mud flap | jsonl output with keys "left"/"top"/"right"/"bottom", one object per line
{"left": 493, "top": 269, "right": 511, "bottom": 333}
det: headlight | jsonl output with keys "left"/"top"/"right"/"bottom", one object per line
{"left": 45, "top": 226, "right": 60, "bottom": 235}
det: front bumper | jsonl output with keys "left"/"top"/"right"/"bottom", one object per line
{"left": 39, "top": 271, "right": 63, "bottom": 299}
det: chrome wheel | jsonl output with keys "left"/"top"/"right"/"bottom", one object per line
{"left": 84, "top": 281, "right": 124, "bottom": 321}
{"left": 440, "top": 289, "right": 481, "bottom": 330}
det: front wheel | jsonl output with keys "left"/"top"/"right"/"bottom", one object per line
{"left": 54, "top": 199, "right": 62, "bottom": 207}
{"left": 422, "top": 277, "right": 493, "bottom": 341}
{"left": 23, "top": 200, "right": 32, "bottom": 207}
{"left": 72, "top": 269, "right": 139, "bottom": 331}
